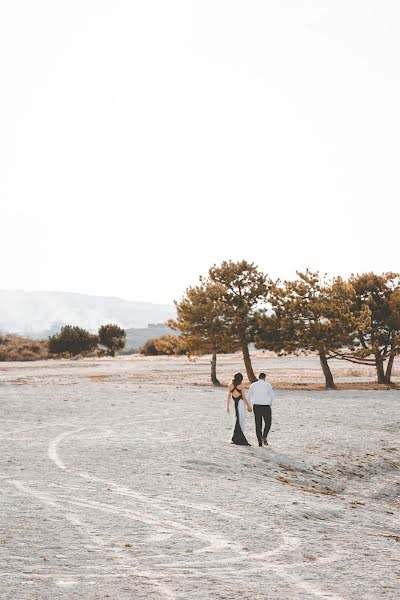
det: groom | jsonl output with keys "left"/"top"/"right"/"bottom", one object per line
{"left": 248, "top": 372, "right": 274, "bottom": 447}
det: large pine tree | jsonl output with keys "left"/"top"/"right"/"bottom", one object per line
{"left": 332, "top": 272, "right": 400, "bottom": 384}
{"left": 255, "top": 271, "right": 363, "bottom": 389}
{"left": 206, "top": 260, "right": 269, "bottom": 382}
{"left": 169, "top": 282, "right": 239, "bottom": 385}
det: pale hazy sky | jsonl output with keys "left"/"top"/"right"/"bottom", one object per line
{"left": 1, "top": 1, "right": 399, "bottom": 304}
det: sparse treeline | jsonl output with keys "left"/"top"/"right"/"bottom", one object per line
{"left": 0, "top": 323, "right": 127, "bottom": 361}
{"left": 167, "top": 261, "right": 400, "bottom": 388}
{"left": 49, "top": 324, "right": 126, "bottom": 357}
{"left": 2, "top": 262, "right": 399, "bottom": 386}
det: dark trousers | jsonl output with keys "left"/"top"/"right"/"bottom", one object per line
{"left": 253, "top": 405, "right": 271, "bottom": 445}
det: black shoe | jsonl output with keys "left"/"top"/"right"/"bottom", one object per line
{"left": 263, "top": 438, "right": 268, "bottom": 445}
{"left": 258, "top": 443, "right": 263, "bottom": 447}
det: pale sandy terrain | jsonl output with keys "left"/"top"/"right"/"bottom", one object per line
{"left": 0, "top": 354, "right": 399, "bottom": 599}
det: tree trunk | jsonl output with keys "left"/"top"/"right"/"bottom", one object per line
{"left": 319, "top": 352, "right": 335, "bottom": 389}
{"left": 241, "top": 341, "right": 257, "bottom": 382}
{"left": 375, "top": 352, "right": 387, "bottom": 384}
{"left": 211, "top": 350, "right": 220, "bottom": 386}
{"left": 384, "top": 334, "right": 397, "bottom": 384}
{"left": 385, "top": 352, "right": 395, "bottom": 384}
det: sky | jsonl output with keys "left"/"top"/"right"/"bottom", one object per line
{"left": 1, "top": 1, "right": 399, "bottom": 305}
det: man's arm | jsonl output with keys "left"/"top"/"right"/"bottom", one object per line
{"left": 268, "top": 384, "right": 275, "bottom": 406}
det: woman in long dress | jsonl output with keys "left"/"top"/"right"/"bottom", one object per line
{"left": 227, "top": 372, "right": 252, "bottom": 445}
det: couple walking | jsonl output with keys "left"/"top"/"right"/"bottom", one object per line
{"left": 227, "top": 372, "right": 274, "bottom": 447}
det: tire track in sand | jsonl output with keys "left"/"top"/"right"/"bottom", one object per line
{"left": 44, "top": 426, "right": 345, "bottom": 599}
{"left": 9, "top": 480, "right": 176, "bottom": 600}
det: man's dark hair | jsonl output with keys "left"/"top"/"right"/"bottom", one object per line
{"left": 259, "top": 372, "right": 266, "bottom": 380}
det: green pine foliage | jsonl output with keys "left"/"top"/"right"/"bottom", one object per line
{"left": 169, "top": 281, "right": 240, "bottom": 384}
{"left": 48, "top": 325, "right": 99, "bottom": 357}
{"left": 98, "top": 324, "right": 126, "bottom": 357}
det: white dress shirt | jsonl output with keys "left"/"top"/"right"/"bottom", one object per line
{"left": 248, "top": 379, "right": 274, "bottom": 406}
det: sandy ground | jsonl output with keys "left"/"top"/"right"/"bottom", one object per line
{"left": 0, "top": 354, "right": 399, "bottom": 599}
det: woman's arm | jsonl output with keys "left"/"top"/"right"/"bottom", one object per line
{"left": 226, "top": 386, "right": 232, "bottom": 414}
{"left": 241, "top": 385, "right": 252, "bottom": 412}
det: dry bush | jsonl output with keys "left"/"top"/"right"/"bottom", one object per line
{"left": 342, "top": 368, "right": 363, "bottom": 378}
{"left": 140, "top": 335, "right": 187, "bottom": 356}
{"left": 340, "top": 367, "right": 377, "bottom": 378}
{"left": 0, "top": 335, "right": 49, "bottom": 361}
{"left": 81, "top": 350, "right": 99, "bottom": 358}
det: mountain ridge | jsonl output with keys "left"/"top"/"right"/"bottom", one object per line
{"left": 0, "top": 290, "right": 175, "bottom": 336}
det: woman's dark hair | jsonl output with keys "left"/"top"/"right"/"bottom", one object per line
{"left": 232, "top": 372, "right": 243, "bottom": 386}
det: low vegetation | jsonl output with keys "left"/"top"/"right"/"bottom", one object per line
{"left": 48, "top": 325, "right": 99, "bottom": 357}
{"left": 0, "top": 335, "right": 49, "bottom": 361}
{"left": 140, "top": 335, "right": 187, "bottom": 356}
{"left": 0, "top": 323, "right": 128, "bottom": 361}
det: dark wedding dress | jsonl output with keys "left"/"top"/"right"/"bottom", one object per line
{"left": 231, "top": 385, "right": 251, "bottom": 446}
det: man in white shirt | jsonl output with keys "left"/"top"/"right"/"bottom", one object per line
{"left": 247, "top": 372, "right": 274, "bottom": 447}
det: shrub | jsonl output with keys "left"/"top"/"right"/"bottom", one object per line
{"left": 118, "top": 347, "right": 139, "bottom": 355}
{"left": 48, "top": 325, "right": 99, "bottom": 357}
{"left": 140, "top": 335, "right": 186, "bottom": 356}
{"left": 139, "top": 338, "right": 159, "bottom": 356}
{"left": 0, "top": 335, "right": 49, "bottom": 361}
{"left": 98, "top": 324, "right": 126, "bottom": 357}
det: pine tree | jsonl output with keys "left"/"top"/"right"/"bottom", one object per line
{"left": 255, "top": 271, "right": 363, "bottom": 389}
{"left": 98, "top": 324, "right": 126, "bottom": 357}
{"left": 332, "top": 272, "right": 400, "bottom": 384}
{"left": 48, "top": 325, "right": 99, "bottom": 357}
{"left": 169, "top": 282, "right": 239, "bottom": 385}
{"left": 205, "top": 260, "right": 269, "bottom": 382}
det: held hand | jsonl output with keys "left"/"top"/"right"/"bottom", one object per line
{"left": 247, "top": 404, "right": 252, "bottom": 413}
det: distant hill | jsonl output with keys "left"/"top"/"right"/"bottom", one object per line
{"left": 123, "top": 323, "right": 178, "bottom": 354}
{"left": 0, "top": 290, "right": 175, "bottom": 336}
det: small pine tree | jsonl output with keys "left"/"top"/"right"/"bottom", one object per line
{"left": 98, "top": 324, "right": 126, "bottom": 357}
{"left": 48, "top": 326, "right": 99, "bottom": 357}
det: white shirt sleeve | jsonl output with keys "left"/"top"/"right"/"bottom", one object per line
{"left": 268, "top": 384, "right": 274, "bottom": 406}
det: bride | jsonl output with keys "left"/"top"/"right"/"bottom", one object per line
{"left": 227, "top": 372, "right": 252, "bottom": 445}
